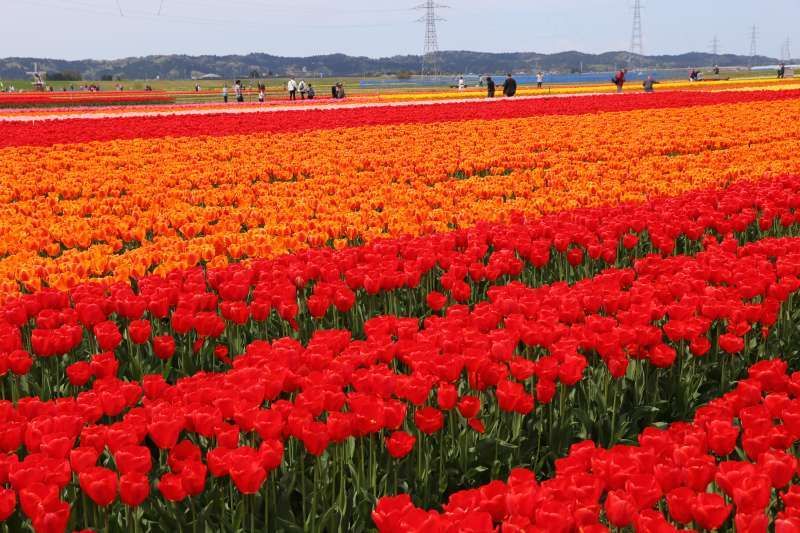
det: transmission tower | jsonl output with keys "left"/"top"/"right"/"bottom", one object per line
{"left": 749, "top": 25, "right": 758, "bottom": 66}
{"left": 415, "top": 1, "right": 448, "bottom": 76}
{"left": 781, "top": 37, "right": 792, "bottom": 62}
{"left": 628, "top": 0, "right": 644, "bottom": 69}
{"left": 710, "top": 35, "right": 719, "bottom": 57}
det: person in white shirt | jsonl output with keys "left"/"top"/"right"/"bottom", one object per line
{"left": 298, "top": 79, "right": 307, "bottom": 99}
{"left": 458, "top": 76, "right": 465, "bottom": 91}
{"left": 287, "top": 78, "right": 298, "bottom": 101}
{"left": 222, "top": 85, "right": 228, "bottom": 103}
{"left": 536, "top": 71, "right": 544, "bottom": 89}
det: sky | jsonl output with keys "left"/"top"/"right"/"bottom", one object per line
{"left": 2, "top": 0, "right": 798, "bottom": 60}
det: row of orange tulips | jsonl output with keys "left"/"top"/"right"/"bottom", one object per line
{"left": 0, "top": 95, "right": 799, "bottom": 299}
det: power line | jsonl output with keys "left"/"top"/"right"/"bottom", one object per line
{"left": 12, "top": 0, "right": 411, "bottom": 28}
{"left": 146, "top": 0, "right": 412, "bottom": 16}
{"left": 415, "top": 1, "right": 447, "bottom": 76}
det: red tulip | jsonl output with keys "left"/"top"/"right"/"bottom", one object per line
{"left": 426, "top": 291, "right": 447, "bottom": 312}
{"left": 258, "top": 439, "right": 284, "bottom": 471}
{"left": 0, "top": 488, "right": 15, "bottom": 521}
{"left": 66, "top": 361, "right": 92, "bottom": 387}
{"left": 719, "top": 333, "right": 745, "bottom": 354}
{"left": 414, "top": 407, "right": 444, "bottom": 435}
{"left": 94, "top": 321, "right": 122, "bottom": 352}
{"left": 148, "top": 417, "right": 183, "bottom": 449}
{"left": 114, "top": 445, "right": 152, "bottom": 475}
{"left": 79, "top": 467, "right": 117, "bottom": 506}
{"left": 649, "top": 344, "right": 677, "bottom": 368}
{"left": 666, "top": 487, "right": 696, "bottom": 524}
{"left": 119, "top": 472, "right": 150, "bottom": 507}
{"left": 622, "top": 233, "right": 638, "bottom": 250}
{"left": 467, "top": 418, "right": 485, "bottom": 434}
{"left": 437, "top": 384, "right": 457, "bottom": 411}
{"left": 69, "top": 447, "right": 99, "bottom": 474}
{"left": 735, "top": 512, "right": 769, "bottom": 533}
{"left": 179, "top": 461, "right": 207, "bottom": 497}
{"left": 127, "top": 320, "right": 152, "bottom": 344}
{"left": 457, "top": 396, "right": 481, "bottom": 418}
{"left": 385, "top": 431, "right": 416, "bottom": 459}
{"left": 567, "top": 247, "right": 584, "bottom": 266}
{"left": 31, "top": 498, "right": 70, "bottom": 533}
{"left": 604, "top": 490, "right": 636, "bottom": 527}
{"left": 152, "top": 335, "right": 176, "bottom": 360}
{"left": 690, "top": 492, "right": 732, "bottom": 530}
{"left": 220, "top": 301, "right": 249, "bottom": 325}
{"left": 8, "top": 350, "right": 33, "bottom": 375}
{"left": 333, "top": 287, "right": 356, "bottom": 312}
{"left": 231, "top": 461, "right": 267, "bottom": 495}
{"left": 706, "top": 420, "right": 739, "bottom": 456}
{"left": 158, "top": 473, "right": 187, "bottom": 502}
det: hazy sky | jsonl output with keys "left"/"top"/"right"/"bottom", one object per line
{"left": 3, "top": 0, "right": 798, "bottom": 60}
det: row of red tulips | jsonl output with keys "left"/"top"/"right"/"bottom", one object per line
{"left": 0, "top": 93, "right": 174, "bottom": 110}
{"left": 374, "top": 358, "right": 800, "bottom": 532}
{"left": 2, "top": 175, "right": 800, "bottom": 399}
{"left": 3, "top": 88, "right": 800, "bottom": 148}
{"left": 3, "top": 231, "right": 800, "bottom": 531}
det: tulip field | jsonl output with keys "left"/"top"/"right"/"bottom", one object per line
{"left": 3, "top": 84, "right": 800, "bottom": 532}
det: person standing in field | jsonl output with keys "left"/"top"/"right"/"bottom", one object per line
{"left": 502, "top": 74, "right": 517, "bottom": 97}
{"left": 307, "top": 84, "right": 316, "bottom": 99}
{"left": 287, "top": 77, "right": 298, "bottom": 101}
{"left": 613, "top": 68, "right": 627, "bottom": 93}
{"left": 486, "top": 76, "right": 496, "bottom": 97}
{"left": 299, "top": 79, "right": 307, "bottom": 99}
{"left": 258, "top": 85, "right": 265, "bottom": 102}
{"left": 642, "top": 75, "right": 659, "bottom": 93}
{"left": 458, "top": 76, "right": 465, "bottom": 91}
{"left": 778, "top": 63, "right": 786, "bottom": 79}
{"left": 222, "top": 84, "right": 228, "bottom": 103}
{"left": 536, "top": 71, "right": 544, "bottom": 88}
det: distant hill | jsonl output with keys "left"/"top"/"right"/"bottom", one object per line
{"left": 0, "top": 50, "right": 785, "bottom": 80}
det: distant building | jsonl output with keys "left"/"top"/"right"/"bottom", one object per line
{"left": 192, "top": 73, "right": 222, "bottom": 80}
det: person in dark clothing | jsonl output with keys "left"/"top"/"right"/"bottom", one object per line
{"left": 778, "top": 63, "right": 786, "bottom": 79}
{"left": 332, "top": 85, "right": 338, "bottom": 99}
{"left": 486, "top": 76, "right": 496, "bottom": 98}
{"left": 307, "top": 84, "right": 315, "bottom": 99}
{"left": 502, "top": 74, "right": 517, "bottom": 97}
{"left": 613, "top": 69, "right": 627, "bottom": 93}
{"left": 642, "top": 76, "right": 659, "bottom": 93}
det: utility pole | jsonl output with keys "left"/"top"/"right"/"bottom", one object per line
{"left": 749, "top": 25, "right": 758, "bottom": 67}
{"left": 628, "top": 0, "right": 644, "bottom": 69}
{"left": 415, "top": 1, "right": 448, "bottom": 77}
